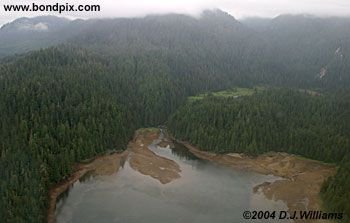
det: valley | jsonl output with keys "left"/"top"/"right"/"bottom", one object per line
{"left": 0, "top": 9, "right": 349, "bottom": 223}
{"left": 51, "top": 128, "right": 336, "bottom": 223}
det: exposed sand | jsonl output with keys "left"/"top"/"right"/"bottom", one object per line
{"left": 48, "top": 128, "right": 181, "bottom": 222}
{"left": 180, "top": 141, "right": 336, "bottom": 223}
{"left": 128, "top": 128, "right": 181, "bottom": 184}
{"left": 49, "top": 129, "right": 336, "bottom": 223}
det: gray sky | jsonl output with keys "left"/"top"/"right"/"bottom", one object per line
{"left": 1, "top": 0, "right": 350, "bottom": 25}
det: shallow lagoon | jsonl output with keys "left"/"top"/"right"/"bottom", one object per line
{"left": 56, "top": 139, "right": 288, "bottom": 223}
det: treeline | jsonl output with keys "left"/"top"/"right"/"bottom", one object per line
{"left": 168, "top": 89, "right": 350, "bottom": 220}
{"left": 2, "top": 12, "right": 350, "bottom": 90}
{"left": 169, "top": 89, "right": 349, "bottom": 162}
{"left": 0, "top": 48, "right": 134, "bottom": 221}
{"left": 322, "top": 155, "right": 350, "bottom": 222}
{"left": 0, "top": 38, "right": 350, "bottom": 221}
{"left": 0, "top": 46, "right": 194, "bottom": 222}
{"left": 2, "top": 43, "right": 266, "bottom": 221}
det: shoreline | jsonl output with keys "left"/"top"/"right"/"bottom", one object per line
{"left": 48, "top": 128, "right": 179, "bottom": 223}
{"left": 48, "top": 128, "right": 337, "bottom": 223}
{"left": 128, "top": 128, "right": 181, "bottom": 184}
{"left": 47, "top": 150, "right": 129, "bottom": 223}
{"left": 179, "top": 140, "right": 336, "bottom": 223}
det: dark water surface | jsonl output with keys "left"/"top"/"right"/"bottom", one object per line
{"left": 56, "top": 137, "right": 288, "bottom": 223}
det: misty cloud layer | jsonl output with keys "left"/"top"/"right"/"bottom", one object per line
{"left": 1, "top": 0, "right": 350, "bottom": 25}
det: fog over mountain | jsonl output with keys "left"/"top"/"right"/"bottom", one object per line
{"left": 1, "top": 0, "right": 350, "bottom": 26}
{"left": 1, "top": 5, "right": 350, "bottom": 223}
{"left": 1, "top": 9, "right": 349, "bottom": 88}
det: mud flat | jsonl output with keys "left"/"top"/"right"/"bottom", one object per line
{"left": 49, "top": 128, "right": 181, "bottom": 222}
{"left": 128, "top": 128, "right": 181, "bottom": 184}
{"left": 50, "top": 129, "right": 336, "bottom": 223}
{"left": 180, "top": 141, "right": 336, "bottom": 223}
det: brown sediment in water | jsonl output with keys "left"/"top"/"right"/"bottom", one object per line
{"left": 180, "top": 141, "right": 336, "bottom": 223}
{"left": 48, "top": 128, "right": 181, "bottom": 223}
{"left": 157, "top": 140, "right": 175, "bottom": 148}
{"left": 49, "top": 129, "right": 336, "bottom": 223}
{"left": 47, "top": 151, "right": 129, "bottom": 223}
{"left": 128, "top": 128, "right": 181, "bottom": 184}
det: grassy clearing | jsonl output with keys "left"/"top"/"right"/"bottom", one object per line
{"left": 298, "top": 89, "right": 321, "bottom": 96}
{"left": 296, "top": 154, "right": 336, "bottom": 166}
{"left": 137, "top": 127, "right": 160, "bottom": 134}
{"left": 188, "top": 87, "right": 265, "bottom": 102}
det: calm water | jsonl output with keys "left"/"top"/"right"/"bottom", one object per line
{"left": 56, "top": 136, "right": 288, "bottom": 223}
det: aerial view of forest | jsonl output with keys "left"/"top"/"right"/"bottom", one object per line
{"left": 0, "top": 1, "right": 349, "bottom": 223}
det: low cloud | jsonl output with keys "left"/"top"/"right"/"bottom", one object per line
{"left": 1, "top": 0, "right": 350, "bottom": 25}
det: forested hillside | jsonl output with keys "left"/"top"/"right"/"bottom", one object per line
{"left": 2, "top": 11, "right": 350, "bottom": 89}
{"left": 0, "top": 46, "right": 191, "bottom": 221}
{"left": 0, "top": 48, "right": 134, "bottom": 221}
{"left": 1, "top": 9, "right": 350, "bottom": 223}
{"left": 168, "top": 89, "right": 349, "bottom": 161}
{"left": 0, "top": 41, "right": 252, "bottom": 221}
{"left": 168, "top": 89, "right": 350, "bottom": 220}
{"left": 0, "top": 16, "right": 72, "bottom": 58}
{"left": 243, "top": 15, "right": 350, "bottom": 89}
{"left": 322, "top": 155, "right": 350, "bottom": 222}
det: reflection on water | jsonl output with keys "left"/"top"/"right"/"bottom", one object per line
{"left": 171, "top": 142, "right": 199, "bottom": 161}
{"left": 79, "top": 171, "right": 95, "bottom": 183}
{"left": 55, "top": 136, "right": 289, "bottom": 223}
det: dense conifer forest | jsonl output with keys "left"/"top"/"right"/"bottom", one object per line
{"left": 1, "top": 11, "right": 350, "bottom": 222}
{"left": 0, "top": 48, "right": 137, "bottom": 221}
{"left": 169, "top": 89, "right": 349, "bottom": 162}
{"left": 0, "top": 45, "right": 243, "bottom": 222}
{"left": 322, "top": 155, "right": 350, "bottom": 222}
{"left": 168, "top": 89, "right": 350, "bottom": 221}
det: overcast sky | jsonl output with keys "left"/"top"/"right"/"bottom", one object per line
{"left": 1, "top": 0, "right": 350, "bottom": 25}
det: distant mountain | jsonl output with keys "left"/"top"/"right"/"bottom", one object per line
{"left": 1, "top": 10, "right": 350, "bottom": 88}
{"left": 0, "top": 16, "right": 73, "bottom": 57}
{"left": 241, "top": 15, "right": 350, "bottom": 87}
{"left": 1, "top": 11, "right": 350, "bottom": 222}
{"left": 1, "top": 10, "right": 247, "bottom": 58}
{"left": 0, "top": 16, "right": 70, "bottom": 32}
{"left": 65, "top": 9, "right": 248, "bottom": 53}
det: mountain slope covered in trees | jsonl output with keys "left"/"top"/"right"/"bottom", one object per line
{"left": 0, "top": 48, "right": 136, "bottom": 221}
{"left": 168, "top": 89, "right": 349, "bottom": 162}
{"left": 0, "top": 42, "right": 246, "bottom": 221}
{"left": 0, "top": 10, "right": 350, "bottom": 222}
{"left": 1, "top": 11, "right": 350, "bottom": 88}
{"left": 168, "top": 89, "right": 350, "bottom": 221}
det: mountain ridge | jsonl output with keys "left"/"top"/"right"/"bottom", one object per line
{"left": 0, "top": 9, "right": 349, "bottom": 88}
